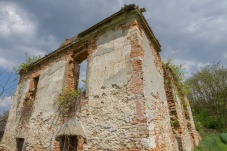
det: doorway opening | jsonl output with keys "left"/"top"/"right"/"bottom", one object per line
{"left": 16, "top": 138, "right": 24, "bottom": 151}
{"left": 56, "top": 135, "right": 78, "bottom": 151}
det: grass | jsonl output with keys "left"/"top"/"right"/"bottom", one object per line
{"left": 194, "top": 133, "right": 227, "bottom": 151}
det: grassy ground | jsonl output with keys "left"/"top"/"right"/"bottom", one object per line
{"left": 194, "top": 133, "right": 227, "bottom": 151}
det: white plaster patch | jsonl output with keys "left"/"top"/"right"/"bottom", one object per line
{"left": 141, "top": 137, "right": 156, "bottom": 149}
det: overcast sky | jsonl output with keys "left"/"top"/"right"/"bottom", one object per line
{"left": 0, "top": 0, "right": 227, "bottom": 114}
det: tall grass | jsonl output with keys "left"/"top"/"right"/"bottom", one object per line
{"left": 194, "top": 133, "right": 227, "bottom": 151}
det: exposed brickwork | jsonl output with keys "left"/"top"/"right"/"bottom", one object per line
{"left": 127, "top": 21, "right": 144, "bottom": 97}
{"left": 130, "top": 20, "right": 143, "bottom": 36}
{"left": 163, "top": 67, "right": 201, "bottom": 150}
{"left": 53, "top": 141, "right": 60, "bottom": 151}
{"left": 87, "top": 38, "right": 97, "bottom": 58}
{"left": 150, "top": 93, "right": 176, "bottom": 151}
{"left": 66, "top": 56, "right": 75, "bottom": 89}
{"left": 127, "top": 21, "right": 148, "bottom": 148}
{"left": 150, "top": 44, "right": 162, "bottom": 74}
{"left": 77, "top": 136, "right": 85, "bottom": 151}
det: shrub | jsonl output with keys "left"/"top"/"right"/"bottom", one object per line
{"left": 54, "top": 89, "right": 81, "bottom": 117}
{"left": 13, "top": 55, "right": 41, "bottom": 74}
{"left": 220, "top": 133, "right": 227, "bottom": 144}
{"left": 204, "top": 117, "right": 224, "bottom": 129}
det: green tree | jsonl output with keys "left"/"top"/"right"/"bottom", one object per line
{"left": 187, "top": 62, "right": 227, "bottom": 130}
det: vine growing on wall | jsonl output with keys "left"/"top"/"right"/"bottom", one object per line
{"left": 163, "top": 59, "right": 191, "bottom": 120}
{"left": 162, "top": 59, "right": 190, "bottom": 98}
{"left": 54, "top": 88, "right": 82, "bottom": 117}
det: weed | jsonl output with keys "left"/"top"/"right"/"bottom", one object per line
{"left": 13, "top": 54, "right": 41, "bottom": 74}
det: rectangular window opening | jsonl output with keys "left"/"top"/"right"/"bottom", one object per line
{"left": 74, "top": 60, "right": 87, "bottom": 95}
{"left": 16, "top": 138, "right": 24, "bottom": 151}
{"left": 33, "top": 76, "right": 39, "bottom": 99}
{"left": 78, "top": 60, "right": 87, "bottom": 95}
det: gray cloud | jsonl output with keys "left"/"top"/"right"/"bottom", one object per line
{"left": 142, "top": 0, "right": 227, "bottom": 71}
{"left": 12, "top": 0, "right": 122, "bottom": 44}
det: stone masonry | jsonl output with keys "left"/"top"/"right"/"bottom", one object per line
{"left": 1, "top": 4, "right": 200, "bottom": 151}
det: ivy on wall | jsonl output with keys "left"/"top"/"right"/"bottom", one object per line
{"left": 163, "top": 59, "right": 191, "bottom": 121}
{"left": 162, "top": 59, "right": 190, "bottom": 98}
{"left": 54, "top": 89, "right": 81, "bottom": 117}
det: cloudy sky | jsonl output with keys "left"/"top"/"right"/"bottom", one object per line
{"left": 0, "top": 0, "right": 227, "bottom": 114}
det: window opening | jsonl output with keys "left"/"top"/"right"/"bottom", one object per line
{"left": 74, "top": 61, "right": 80, "bottom": 90}
{"left": 56, "top": 135, "right": 78, "bottom": 151}
{"left": 21, "top": 76, "right": 39, "bottom": 118}
{"left": 16, "top": 138, "right": 24, "bottom": 151}
{"left": 32, "top": 76, "right": 39, "bottom": 99}
{"left": 73, "top": 50, "right": 88, "bottom": 96}
{"left": 78, "top": 60, "right": 87, "bottom": 95}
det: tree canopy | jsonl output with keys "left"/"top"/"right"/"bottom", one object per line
{"left": 187, "top": 62, "right": 227, "bottom": 130}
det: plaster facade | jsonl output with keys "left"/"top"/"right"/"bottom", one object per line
{"left": 1, "top": 4, "right": 200, "bottom": 151}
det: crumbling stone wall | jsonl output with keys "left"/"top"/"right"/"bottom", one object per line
{"left": 183, "top": 96, "right": 201, "bottom": 146}
{"left": 163, "top": 67, "right": 201, "bottom": 151}
{"left": 140, "top": 27, "right": 175, "bottom": 150}
{"left": 1, "top": 4, "right": 200, "bottom": 151}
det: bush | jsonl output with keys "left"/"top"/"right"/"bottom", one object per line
{"left": 204, "top": 117, "right": 224, "bottom": 129}
{"left": 194, "top": 120, "right": 205, "bottom": 136}
{"left": 220, "top": 133, "right": 227, "bottom": 144}
{"left": 193, "top": 109, "right": 225, "bottom": 132}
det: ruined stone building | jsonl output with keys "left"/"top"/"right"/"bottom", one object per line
{"left": 1, "top": 4, "right": 200, "bottom": 151}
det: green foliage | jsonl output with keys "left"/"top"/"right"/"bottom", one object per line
{"left": 162, "top": 59, "right": 190, "bottom": 96}
{"left": 54, "top": 89, "right": 81, "bottom": 117}
{"left": 220, "top": 133, "right": 227, "bottom": 144}
{"left": 187, "top": 62, "right": 227, "bottom": 131}
{"left": 194, "top": 120, "right": 205, "bottom": 136}
{"left": 193, "top": 109, "right": 225, "bottom": 136}
{"left": 194, "top": 133, "right": 227, "bottom": 151}
{"left": 13, "top": 54, "right": 41, "bottom": 74}
{"left": 204, "top": 118, "right": 224, "bottom": 129}
{"left": 171, "top": 119, "right": 180, "bottom": 127}
{"left": 23, "top": 99, "right": 34, "bottom": 106}
{"left": 163, "top": 59, "right": 185, "bottom": 81}
{"left": 182, "top": 102, "right": 188, "bottom": 108}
